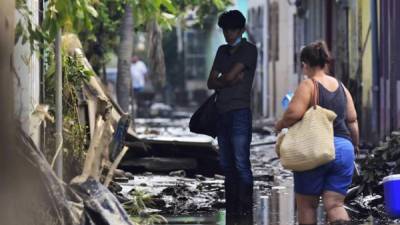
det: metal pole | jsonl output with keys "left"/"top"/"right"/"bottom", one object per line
{"left": 262, "top": 0, "right": 269, "bottom": 117}
{"left": 55, "top": 29, "right": 63, "bottom": 179}
{"left": 370, "top": 0, "right": 380, "bottom": 137}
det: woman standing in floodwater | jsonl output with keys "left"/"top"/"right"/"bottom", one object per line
{"left": 275, "top": 41, "right": 359, "bottom": 225}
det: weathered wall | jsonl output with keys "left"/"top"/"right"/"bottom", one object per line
{"left": 359, "top": 0, "right": 374, "bottom": 141}
{"left": 248, "top": 0, "right": 296, "bottom": 119}
{"left": 269, "top": 0, "right": 296, "bottom": 118}
{"left": 14, "top": 0, "right": 41, "bottom": 145}
{"left": 379, "top": 0, "right": 400, "bottom": 138}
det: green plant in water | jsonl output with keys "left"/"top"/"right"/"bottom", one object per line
{"left": 124, "top": 189, "right": 167, "bottom": 225}
{"left": 131, "top": 214, "right": 168, "bottom": 225}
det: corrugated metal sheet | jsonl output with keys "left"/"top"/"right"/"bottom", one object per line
{"left": 379, "top": 0, "right": 400, "bottom": 137}
{"left": 293, "top": 0, "right": 328, "bottom": 77}
{"left": 247, "top": 5, "right": 265, "bottom": 117}
{"left": 304, "top": 0, "right": 327, "bottom": 43}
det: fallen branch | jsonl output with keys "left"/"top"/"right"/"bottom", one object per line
{"left": 104, "top": 146, "right": 129, "bottom": 187}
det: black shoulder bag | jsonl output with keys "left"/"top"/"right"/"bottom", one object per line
{"left": 189, "top": 93, "right": 218, "bottom": 138}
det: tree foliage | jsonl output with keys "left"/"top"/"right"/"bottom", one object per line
{"left": 80, "top": 0, "right": 231, "bottom": 75}
{"left": 80, "top": 0, "right": 124, "bottom": 75}
{"left": 16, "top": 0, "right": 98, "bottom": 50}
{"left": 172, "top": 0, "right": 231, "bottom": 27}
{"left": 15, "top": 0, "right": 232, "bottom": 69}
{"left": 80, "top": 0, "right": 177, "bottom": 77}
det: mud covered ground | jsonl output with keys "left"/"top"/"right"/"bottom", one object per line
{"left": 115, "top": 117, "right": 286, "bottom": 215}
{"left": 112, "top": 116, "right": 400, "bottom": 224}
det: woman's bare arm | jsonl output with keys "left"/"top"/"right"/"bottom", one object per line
{"left": 343, "top": 85, "right": 359, "bottom": 148}
{"left": 275, "top": 79, "right": 314, "bottom": 132}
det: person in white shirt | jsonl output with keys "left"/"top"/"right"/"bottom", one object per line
{"left": 130, "top": 55, "right": 148, "bottom": 93}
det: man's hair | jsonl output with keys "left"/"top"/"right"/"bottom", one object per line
{"left": 218, "top": 10, "right": 246, "bottom": 30}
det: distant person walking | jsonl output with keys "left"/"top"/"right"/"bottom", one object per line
{"left": 130, "top": 55, "right": 148, "bottom": 94}
{"left": 275, "top": 41, "right": 359, "bottom": 225}
{"left": 130, "top": 55, "right": 148, "bottom": 117}
{"left": 207, "top": 10, "right": 257, "bottom": 225}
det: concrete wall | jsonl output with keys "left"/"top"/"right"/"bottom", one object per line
{"left": 247, "top": 0, "right": 265, "bottom": 117}
{"left": 268, "top": 0, "right": 297, "bottom": 118}
{"left": 359, "top": 0, "right": 373, "bottom": 140}
{"left": 247, "top": 0, "right": 297, "bottom": 119}
{"left": 205, "top": 0, "right": 249, "bottom": 78}
{"left": 14, "top": 0, "right": 41, "bottom": 145}
{"left": 346, "top": 0, "right": 374, "bottom": 142}
{"left": 348, "top": 0, "right": 360, "bottom": 84}
{"left": 377, "top": 0, "right": 400, "bottom": 138}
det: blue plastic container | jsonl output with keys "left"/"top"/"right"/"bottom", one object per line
{"left": 383, "top": 174, "right": 400, "bottom": 218}
{"left": 281, "top": 92, "right": 294, "bottom": 110}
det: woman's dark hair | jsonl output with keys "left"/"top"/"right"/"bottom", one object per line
{"left": 218, "top": 10, "right": 246, "bottom": 30}
{"left": 300, "top": 40, "right": 332, "bottom": 68}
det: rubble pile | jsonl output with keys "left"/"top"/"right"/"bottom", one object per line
{"left": 113, "top": 118, "right": 289, "bottom": 215}
{"left": 345, "top": 131, "right": 400, "bottom": 223}
{"left": 113, "top": 117, "right": 400, "bottom": 223}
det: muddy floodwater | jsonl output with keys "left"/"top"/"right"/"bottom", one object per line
{"left": 162, "top": 213, "right": 400, "bottom": 225}
{"left": 117, "top": 117, "right": 400, "bottom": 225}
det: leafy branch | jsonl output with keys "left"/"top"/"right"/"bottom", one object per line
{"left": 15, "top": 0, "right": 98, "bottom": 51}
{"left": 43, "top": 54, "right": 93, "bottom": 180}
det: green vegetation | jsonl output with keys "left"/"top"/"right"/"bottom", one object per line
{"left": 15, "top": 0, "right": 97, "bottom": 51}
{"left": 124, "top": 189, "right": 168, "bottom": 225}
{"left": 43, "top": 54, "right": 93, "bottom": 181}
{"left": 357, "top": 131, "right": 400, "bottom": 195}
{"left": 13, "top": 0, "right": 231, "bottom": 221}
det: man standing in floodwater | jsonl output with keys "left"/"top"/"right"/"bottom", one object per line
{"left": 207, "top": 10, "right": 258, "bottom": 225}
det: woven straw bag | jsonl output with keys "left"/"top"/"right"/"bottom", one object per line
{"left": 276, "top": 79, "right": 337, "bottom": 171}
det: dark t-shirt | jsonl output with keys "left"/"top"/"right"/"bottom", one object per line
{"left": 211, "top": 38, "right": 258, "bottom": 113}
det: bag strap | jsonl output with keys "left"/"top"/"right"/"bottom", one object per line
{"left": 311, "top": 78, "right": 319, "bottom": 109}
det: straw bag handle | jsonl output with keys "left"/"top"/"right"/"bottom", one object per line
{"left": 311, "top": 78, "right": 319, "bottom": 109}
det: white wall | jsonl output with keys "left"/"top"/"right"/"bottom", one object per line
{"left": 14, "top": 0, "right": 41, "bottom": 145}
{"left": 247, "top": 0, "right": 297, "bottom": 119}
{"left": 268, "top": 0, "right": 297, "bottom": 118}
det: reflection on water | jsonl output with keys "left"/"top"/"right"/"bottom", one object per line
{"left": 161, "top": 184, "right": 400, "bottom": 225}
{"left": 316, "top": 198, "right": 326, "bottom": 225}
{"left": 164, "top": 211, "right": 225, "bottom": 225}
{"left": 159, "top": 167, "right": 400, "bottom": 225}
{"left": 163, "top": 211, "right": 400, "bottom": 225}
{"left": 162, "top": 177, "right": 297, "bottom": 225}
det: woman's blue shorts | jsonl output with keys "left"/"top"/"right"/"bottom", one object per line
{"left": 293, "top": 136, "right": 355, "bottom": 196}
